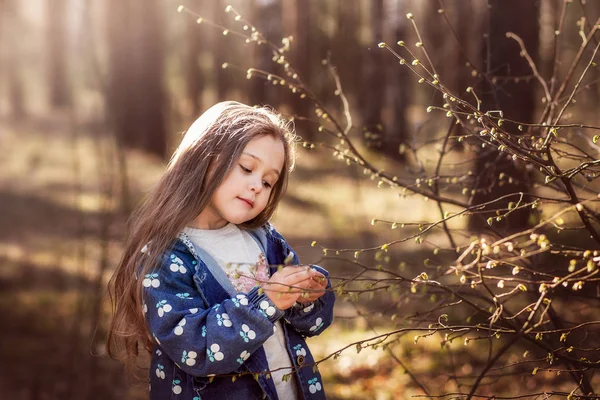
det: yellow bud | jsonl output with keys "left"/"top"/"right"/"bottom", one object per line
{"left": 587, "top": 259, "right": 596, "bottom": 272}
{"left": 560, "top": 333, "right": 568, "bottom": 342}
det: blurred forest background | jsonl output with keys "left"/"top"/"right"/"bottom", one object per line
{"left": 3, "top": 0, "right": 600, "bottom": 399}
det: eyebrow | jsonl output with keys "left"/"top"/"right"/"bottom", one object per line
{"left": 241, "top": 152, "right": 281, "bottom": 176}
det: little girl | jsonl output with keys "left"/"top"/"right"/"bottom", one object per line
{"left": 107, "top": 101, "right": 335, "bottom": 400}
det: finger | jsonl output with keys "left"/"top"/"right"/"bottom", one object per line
{"left": 306, "top": 278, "right": 323, "bottom": 289}
{"left": 287, "top": 278, "right": 313, "bottom": 290}
{"left": 284, "top": 265, "right": 313, "bottom": 276}
{"left": 310, "top": 274, "right": 327, "bottom": 288}
{"left": 282, "top": 269, "right": 314, "bottom": 285}
{"left": 270, "top": 278, "right": 312, "bottom": 293}
{"left": 305, "top": 294, "right": 322, "bottom": 302}
{"left": 297, "top": 290, "right": 325, "bottom": 303}
{"left": 275, "top": 266, "right": 309, "bottom": 279}
{"left": 299, "top": 282, "right": 325, "bottom": 299}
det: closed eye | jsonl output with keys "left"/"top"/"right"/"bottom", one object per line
{"left": 240, "top": 164, "right": 251, "bottom": 173}
{"left": 263, "top": 181, "right": 272, "bottom": 189}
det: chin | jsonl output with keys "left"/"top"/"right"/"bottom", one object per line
{"left": 227, "top": 214, "right": 256, "bottom": 225}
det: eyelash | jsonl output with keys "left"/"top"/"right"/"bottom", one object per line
{"left": 240, "top": 164, "right": 272, "bottom": 189}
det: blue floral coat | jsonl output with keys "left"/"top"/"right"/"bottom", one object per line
{"left": 142, "top": 223, "right": 335, "bottom": 399}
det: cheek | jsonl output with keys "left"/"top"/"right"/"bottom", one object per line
{"left": 211, "top": 179, "right": 235, "bottom": 205}
{"left": 257, "top": 191, "right": 272, "bottom": 209}
{"left": 218, "top": 171, "right": 240, "bottom": 193}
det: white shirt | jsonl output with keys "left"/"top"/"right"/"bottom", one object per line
{"left": 183, "top": 223, "right": 300, "bottom": 399}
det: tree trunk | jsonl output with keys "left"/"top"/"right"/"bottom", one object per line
{"left": 185, "top": 4, "right": 204, "bottom": 117}
{"left": 47, "top": 0, "right": 71, "bottom": 108}
{"left": 282, "top": 0, "right": 313, "bottom": 140}
{"left": 361, "top": 0, "right": 386, "bottom": 152}
{"left": 211, "top": 0, "right": 230, "bottom": 102}
{"left": 469, "top": 0, "right": 540, "bottom": 232}
{"left": 334, "top": 0, "right": 360, "bottom": 94}
{"left": 310, "top": 0, "right": 335, "bottom": 111}
{"left": 250, "top": 0, "right": 283, "bottom": 107}
{"left": 2, "top": 0, "right": 27, "bottom": 119}
{"left": 0, "top": 0, "right": 3, "bottom": 117}
{"left": 386, "top": 0, "right": 407, "bottom": 162}
{"left": 106, "top": 0, "right": 167, "bottom": 158}
{"left": 422, "top": 0, "right": 445, "bottom": 77}
{"left": 448, "top": 0, "right": 481, "bottom": 152}
{"left": 582, "top": 0, "right": 600, "bottom": 125}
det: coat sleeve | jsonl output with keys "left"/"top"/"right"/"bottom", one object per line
{"left": 268, "top": 226, "right": 336, "bottom": 337}
{"left": 142, "top": 249, "right": 284, "bottom": 377}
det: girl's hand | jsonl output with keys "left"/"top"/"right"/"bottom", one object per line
{"left": 296, "top": 270, "right": 327, "bottom": 304}
{"left": 263, "top": 266, "right": 316, "bottom": 310}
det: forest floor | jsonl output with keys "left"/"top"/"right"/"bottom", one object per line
{"left": 0, "top": 112, "right": 462, "bottom": 400}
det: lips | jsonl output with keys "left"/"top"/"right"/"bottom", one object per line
{"left": 238, "top": 197, "right": 254, "bottom": 208}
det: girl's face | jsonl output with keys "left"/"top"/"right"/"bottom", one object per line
{"left": 192, "top": 134, "right": 285, "bottom": 230}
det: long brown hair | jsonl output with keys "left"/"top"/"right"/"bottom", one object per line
{"left": 107, "top": 101, "right": 296, "bottom": 364}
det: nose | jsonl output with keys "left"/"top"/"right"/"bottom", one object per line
{"left": 249, "top": 176, "right": 262, "bottom": 193}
